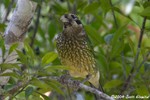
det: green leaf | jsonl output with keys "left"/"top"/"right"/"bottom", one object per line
{"left": 113, "top": 7, "right": 136, "bottom": 24}
{"left": 140, "top": 7, "right": 150, "bottom": 17}
{"left": 110, "top": 25, "right": 126, "bottom": 58}
{"left": 110, "top": 39, "right": 124, "bottom": 58}
{"left": 46, "top": 80, "right": 64, "bottom": 95}
{"left": 8, "top": 43, "right": 18, "bottom": 54}
{"left": 16, "top": 50, "right": 27, "bottom": 64}
{"left": 0, "top": 24, "right": 6, "bottom": 32}
{"left": 104, "top": 80, "right": 123, "bottom": 90}
{"left": 111, "top": 25, "right": 126, "bottom": 46}
{"left": 48, "top": 22, "right": 57, "bottom": 40}
{"left": 24, "top": 43, "right": 35, "bottom": 59}
{"left": 84, "top": 2, "right": 100, "bottom": 14}
{"left": 97, "top": 54, "right": 108, "bottom": 71}
{"left": 0, "top": 36, "right": 5, "bottom": 58}
{"left": 31, "top": 78, "right": 52, "bottom": 91}
{"left": 127, "top": 36, "right": 135, "bottom": 56}
{"left": 0, "top": 63, "right": 20, "bottom": 70}
{"left": 143, "top": 1, "right": 150, "bottom": 8}
{"left": 42, "top": 52, "right": 58, "bottom": 65}
{"left": 77, "top": 1, "right": 87, "bottom": 10}
{"left": 52, "top": 1, "right": 67, "bottom": 14}
{"left": 85, "top": 25, "right": 104, "bottom": 45}
{"left": 1, "top": 72, "right": 21, "bottom": 79}
{"left": 100, "top": 0, "right": 110, "bottom": 12}
{"left": 25, "top": 86, "right": 34, "bottom": 99}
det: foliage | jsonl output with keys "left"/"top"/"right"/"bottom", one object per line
{"left": 0, "top": 0, "right": 150, "bottom": 99}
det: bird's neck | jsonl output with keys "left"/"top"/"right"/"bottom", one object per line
{"left": 63, "top": 26, "right": 84, "bottom": 37}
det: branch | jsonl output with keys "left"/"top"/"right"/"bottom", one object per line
{"left": 4, "top": 0, "right": 37, "bottom": 45}
{"left": 39, "top": 76, "right": 114, "bottom": 100}
{"left": 79, "top": 83, "right": 114, "bottom": 100}
{"left": 120, "top": 16, "right": 147, "bottom": 95}
{"left": 30, "top": 4, "right": 41, "bottom": 47}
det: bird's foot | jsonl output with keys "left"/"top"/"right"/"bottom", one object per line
{"left": 59, "top": 74, "right": 80, "bottom": 91}
{"left": 59, "top": 74, "right": 71, "bottom": 85}
{"left": 81, "top": 74, "right": 91, "bottom": 84}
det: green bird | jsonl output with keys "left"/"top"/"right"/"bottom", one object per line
{"left": 56, "top": 13, "right": 100, "bottom": 88}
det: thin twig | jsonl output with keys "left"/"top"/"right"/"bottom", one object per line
{"left": 109, "top": 0, "right": 118, "bottom": 29}
{"left": 30, "top": 4, "right": 41, "bottom": 47}
{"left": 120, "top": 16, "right": 147, "bottom": 95}
{"left": 0, "top": 80, "right": 30, "bottom": 100}
{"left": 2, "top": 0, "right": 15, "bottom": 23}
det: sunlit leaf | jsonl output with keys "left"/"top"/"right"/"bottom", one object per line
{"left": 8, "top": 43, "right": 18, "bottom": 54}
{"left": 24, "top": 43, "right": 35, "bottom": 59}
{"left": 104, "top": 80, "right": 123, "bottom": 90}
{"left": 16, "top": 50, "right": 27, "bottom": 64}
{"left": 0, "top": 63, "right": 20, "bottom": 70}
{"left": 42, "top": 52, "right": 58, "bottom": 65}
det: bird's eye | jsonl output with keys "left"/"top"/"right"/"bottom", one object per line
{"left": 75, "top": 20, "right": 82, "bottom": 24}
{"left": 64, "top": 14, "right": 68, "bottom": 18}
{"left": 71, "top": 14, "right": 76, "bottom": 19}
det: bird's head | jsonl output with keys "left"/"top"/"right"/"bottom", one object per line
{"left": 60, "top": 14, "right": 83, "bottom": 34}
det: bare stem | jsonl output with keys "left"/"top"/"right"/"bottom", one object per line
{"left": 120, "top": 16, "right": 147, "bottom": 95}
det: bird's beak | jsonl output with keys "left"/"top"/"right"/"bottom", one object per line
{"left": 60, "top": 15, "right": 68, "bottom": 23}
